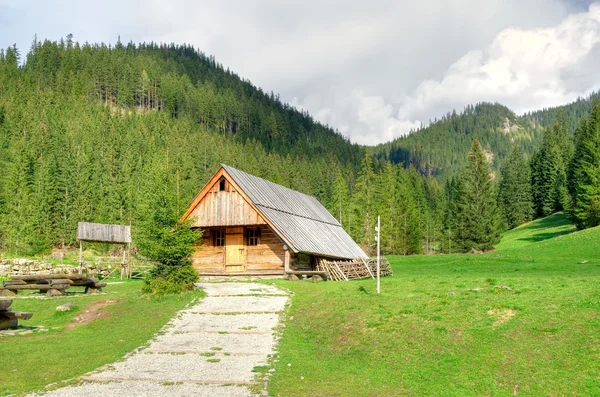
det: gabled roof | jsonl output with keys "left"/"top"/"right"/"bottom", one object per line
{"left": 182, "top": 165, "right": 367, "bottom": 260}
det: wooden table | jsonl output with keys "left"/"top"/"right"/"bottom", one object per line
{"left": 0, "top": 274, "right": 107, "bottom": 296}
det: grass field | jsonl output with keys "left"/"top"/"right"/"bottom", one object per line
{"left": 0, "top": 280, "right": 201, "bottom": 396}
{"left": 267, "top": 214, "right": 600, "bottom": 396}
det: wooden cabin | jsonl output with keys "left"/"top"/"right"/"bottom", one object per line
{"left": 180, "top": 165, "right": 367, "bottom": 276}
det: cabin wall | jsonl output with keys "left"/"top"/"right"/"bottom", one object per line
{"left": 246, "top": 226, "right": 285, "bottom": 272}
{"left": 191, "top": 231, "right": 224, "bottom": 273}
{"left": 292, "top": 253, "right": 313, "bottom": 271}
{"left": 189, "top": 180, "right": 265, "bottom": 227}
{"left": 191, "top": 225, "right": 286, "bottom": 274}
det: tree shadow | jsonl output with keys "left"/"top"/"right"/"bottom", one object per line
{"left": 518, "top": 230, "right": 575, "bottom": 243}
{"left": 515, "top": 213, "right": 577, "bottom": 243}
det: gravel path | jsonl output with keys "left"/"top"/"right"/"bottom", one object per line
{"left": 37, "top": 283, "right": 289, "bottom": 397}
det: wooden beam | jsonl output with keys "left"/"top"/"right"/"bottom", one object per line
{"left": 284, "top": 246, "right": 291, "bottom": 273}
{"left": 1, "top": 311, "right": 33, "bottom": 320}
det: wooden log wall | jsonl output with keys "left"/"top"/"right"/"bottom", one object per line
{"left": 292, "top": 253, "right": 313, "bottom": 271}
{"left": 246, "top": 226, "right": 285, "bottom": 272}
{"left": 191, "top": 225, "right": 286, "bottom": 274}
{"left": 191, "top": 230, "right": 224, "bottom": 272}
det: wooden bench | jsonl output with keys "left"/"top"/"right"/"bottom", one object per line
{"left": 1, "top": 274, "right": 107, "bottom": 296}
{"left": 0, "top": 299, "right": 33, "bottom": 329}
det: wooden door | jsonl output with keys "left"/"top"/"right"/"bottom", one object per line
{"left": 225, "top": 232, "right": 245, "bottom": 272}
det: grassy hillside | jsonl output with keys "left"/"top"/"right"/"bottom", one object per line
{"left": 494, "top": 212, "right": 576, "bottom": 251}
{"left": 267, "top": 218, "right": 600, "bottom": 396}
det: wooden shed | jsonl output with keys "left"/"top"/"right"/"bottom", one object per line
{"left": 180, "top": 165, "right": 367, "bottom": 276}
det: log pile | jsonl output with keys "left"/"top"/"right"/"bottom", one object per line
{"left": 0, "top": 299, "right": 33, "bottom": 330}
{"left": 0, "top": 274, "right": 107, "bottom": 296}
{"left": 315, "top": 258, "right": 393, "bottom": 281}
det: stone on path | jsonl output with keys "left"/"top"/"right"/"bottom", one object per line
{"left": 36, "top": 282, "right": 289, "bottom": 397}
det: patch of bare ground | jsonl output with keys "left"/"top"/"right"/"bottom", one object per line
{"left": 487, "top": 307, "right": 517, "bottom": 326}
{"left": 65, "top": 300, "right": 118, "bottom": 331}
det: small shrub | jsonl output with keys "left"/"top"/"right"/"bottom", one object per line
{"left": 142, "top": 263, "right": 198, "bottom": 295}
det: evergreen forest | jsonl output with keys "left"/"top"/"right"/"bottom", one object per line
{"left": 0, "top": 38, "right": 599, "bottom": 256}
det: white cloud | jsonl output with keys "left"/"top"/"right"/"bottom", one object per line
{"left": 397, "top": 2, "right": 600, "bottom": 131}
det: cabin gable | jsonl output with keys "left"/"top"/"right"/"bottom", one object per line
{"left": 187, "top": 174, "right": 266, "bottom": 227}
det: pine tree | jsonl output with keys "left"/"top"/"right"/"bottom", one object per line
{"left": 568, "top": 102, "right": 600, "bottom": 228}
{"left": 454, "top": 138, "right": 500, "bottom": 251}
{"left": 498, "top": 145, "right": 533, "bottom": 229}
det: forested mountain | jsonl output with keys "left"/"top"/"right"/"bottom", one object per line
{"left": 0, "top": 37, "right": 597, "bottom": 257}
{"left": 372, "top": 93, "right": 600, "bottom": 180}
{"left": 0, "top": 38, "right": 367, "bottom": 254}
{"left": 371, "top": 103, "right": 542, "bottom": 179}
{"left": 524, "top": 91, "right": 600, "bottom": 132}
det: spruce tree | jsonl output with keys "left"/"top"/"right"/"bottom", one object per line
{"left": 568, "top": 102, "right": 600, "bottom": 228}
{"left": 498, "top": 145, "right": 533, "bottom": 229}
{"left": 350, "top": 154, "right": 375, "bottom": 249}
{"left": 455, "top": 138, "right": 500, "bottom": 251}
{"left": 531, "top": 116, "right": 572, "bottom": 217}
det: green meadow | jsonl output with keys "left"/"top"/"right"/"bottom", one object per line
{"left": 0, "top": 280, "right": 201, "bottom": 396}
{"left": 268, "top": 213, "right": 600, "bottom": 396}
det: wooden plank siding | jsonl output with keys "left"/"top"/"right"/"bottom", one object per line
{"left": 77, "top": 222, "right": 131, "bottom": 243}
{"left": 188, "top": 181, "right": 265, "bottom": 227}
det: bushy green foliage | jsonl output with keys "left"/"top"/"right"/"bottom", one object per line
{"left": 134, "top": 157, "right": 200, "bottom": 294}
{"left": 142, "top": 263, "right": 199, "bottom": 295}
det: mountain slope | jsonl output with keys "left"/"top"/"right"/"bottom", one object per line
{"left": 371, "top": 103, "right": 542, "bottom": 178}
{"left": 372, "top": 93, "right": 599, "bottom": 179}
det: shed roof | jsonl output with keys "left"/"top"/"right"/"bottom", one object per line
{"left": 184, "top": 165, "right": 367, "bottom": 260}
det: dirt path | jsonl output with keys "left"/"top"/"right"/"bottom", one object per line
{"left": 38, "top": 283, "right": 289, "bottom": 397}
{"left": 65, "top": 300, "right": 117, "bottom": 331}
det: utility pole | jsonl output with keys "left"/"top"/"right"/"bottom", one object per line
{"left": 375, "top": 215, "right": 381, "bottom": 294}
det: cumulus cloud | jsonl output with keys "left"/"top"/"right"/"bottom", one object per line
{"left": 0, "top": 0, "right": 597, "bottom": 145}
{"left": 399, "top": 2, "right": 600, "bottom": 126}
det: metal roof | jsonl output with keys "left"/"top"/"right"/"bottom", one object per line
{"left": 222, "top": 165, "right": 368, "bottom": 259}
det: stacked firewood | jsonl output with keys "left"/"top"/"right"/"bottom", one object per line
{"left": 316, "top": 258, "right": 393, "bottom": 281}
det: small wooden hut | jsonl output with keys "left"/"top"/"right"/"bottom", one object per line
{"left": 180, "top": 165, "right": 367, "bottom": 276}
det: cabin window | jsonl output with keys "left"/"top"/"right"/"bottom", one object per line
{"left": 219, "top": 178, "right": 226, "bottom": 191}
{"left": 247, "top": 227, "right": 261, "bottom": 246}
{"left": 212, "top": 229, "right": 225, "bottom": 246}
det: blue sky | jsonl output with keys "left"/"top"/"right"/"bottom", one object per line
{"left": 0, "top": 0, "right": 598, "bottom": 145}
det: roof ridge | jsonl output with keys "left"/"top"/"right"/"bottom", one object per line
{"left": 222, "top": 164, "right": 319, "bottom": 201}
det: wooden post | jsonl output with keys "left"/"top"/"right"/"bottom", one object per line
{"left": 122, "top": 244, "right": 128, "bottom": 279}
{"left": 376, "top": 215, "right": 380, "bottom": 294}
{"left": 284, "top": 245, "right": 290, "bottom": 273}
{"left": 78, "top": 240, "right": 83, "bottom": 276}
